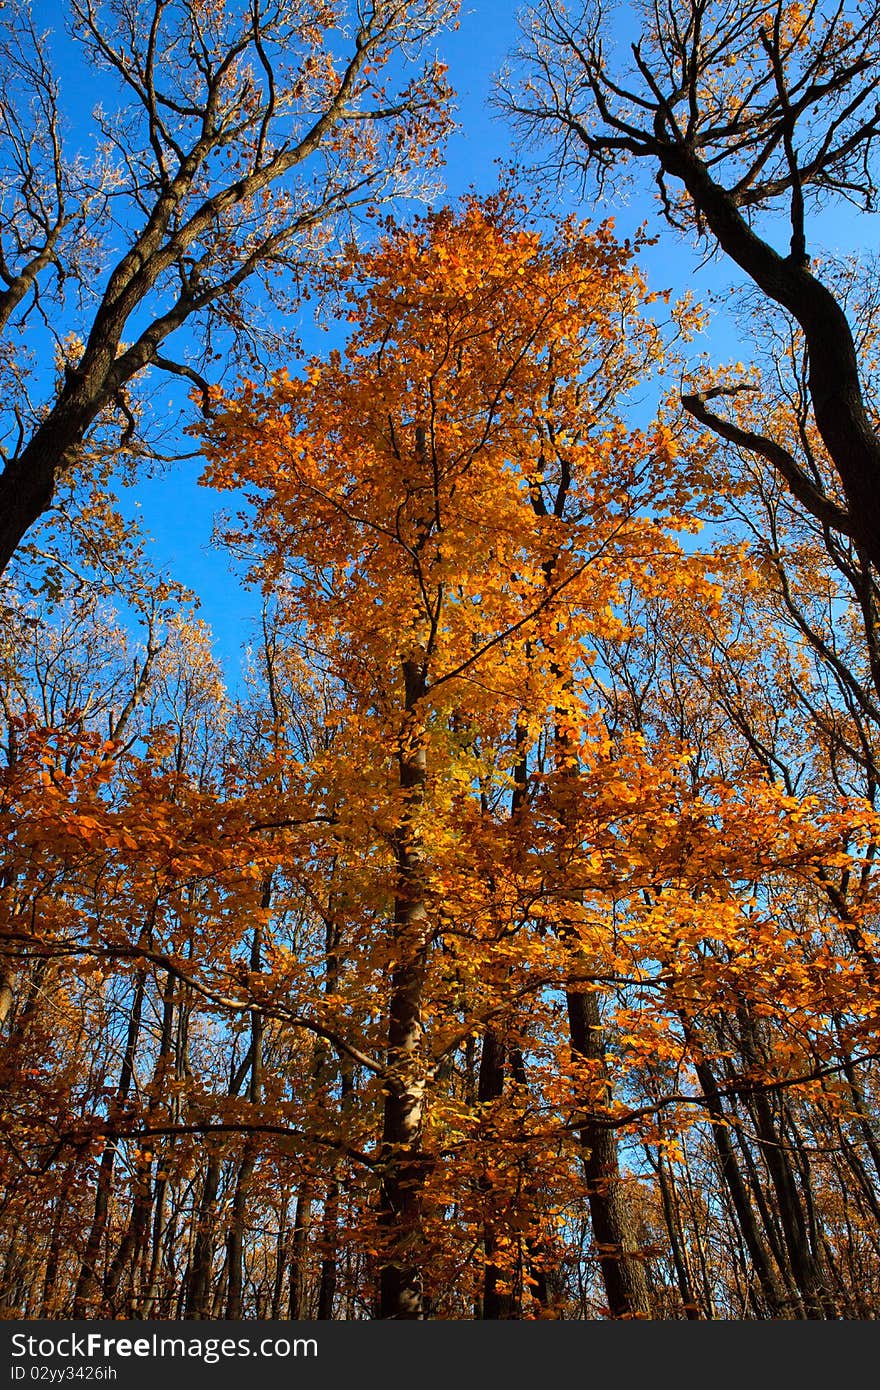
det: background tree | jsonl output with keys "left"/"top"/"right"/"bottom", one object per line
{"left": 503, "top": 0, "right": 880, "bottom": 569}
{"left": 0, "top": 0, "right": 455, "bottom": 577}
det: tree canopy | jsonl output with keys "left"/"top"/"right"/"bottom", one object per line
{"left": 2, "top": 0, "right": 880, "bottom": 1324}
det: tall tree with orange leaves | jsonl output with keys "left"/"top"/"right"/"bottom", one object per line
{"left": 201, "top": 196, "right": 876, "bottom": 1317}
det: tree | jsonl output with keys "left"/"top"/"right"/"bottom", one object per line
{"left": 202, "top": 194, "right": 705, "bottom": 1315}
{"left": 201, "top": 195, "right": 876, "bottom": 1318}
{"left": 0, "top": 0, "right": 455, "bottom": 578}
{"left": 503, "top": 0, "right": 880, "bottom": 571}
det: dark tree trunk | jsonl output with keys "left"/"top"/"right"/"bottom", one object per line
{"left": 184, "top": 1155, "right": 223, "bottom": 1319}
{"left": 287, "top": 1188, "right": 313, "bottom": 1320}
{"left": 652, "top": 1148, "right": 701, "bottom": 1318}
{"left": 226, "top": 908, "right": 266, "bottom": 1320}
{"left": 567, "top": 989, "right": 652, "bottom": 1319}
{"left": 317, "top": 1181, "right": 340, "bottom": 1320}
{"left": 477, "top": 1028, "right": 514, "bottom": 1320}
{"left": 377, "top": 658, "right": 430, "bottom": 1320}
{"left": 735, "top": 1011, "right": 837, "bottom": 1318}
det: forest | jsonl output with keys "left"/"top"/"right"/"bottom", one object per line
{"left": 2, "top": 0, "right": 880, "bottom": 1321}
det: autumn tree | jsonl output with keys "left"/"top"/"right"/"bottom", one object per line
{"left": 199, "top": 194, "right": 878, "bottom": 1319}
{"left": 0, "top": 0, "right": 455, "bottom": 578}
{"left": 202, "top": 194, "right": 699, "bottom": 1315}
{"left": 503, "top": 0, "right": 880, "bottom": 570}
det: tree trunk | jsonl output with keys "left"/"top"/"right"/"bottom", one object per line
{"left": 736, "top": 1010, "right": 837, "bottom": 1318}
{"left": 317, "top": 1181, "right": 340, "bottom": 1320}
{"left": 652, "top": 1147, "right": 701, "bottom": 1318}
{"left": 566, "top": 988, "right": 652, "bottom": 1318}
{"left": 377, "top": 658, "right": 430, "bottom": 1320}
{"left": 287, "top": 1189, "right": 312, "bottom": 1320}
{"left": 184, "top": 1155, "right": 223, "bottom": 1319}
{"left": 477, "top": 1028, "right": 514, "bottom": 1319}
